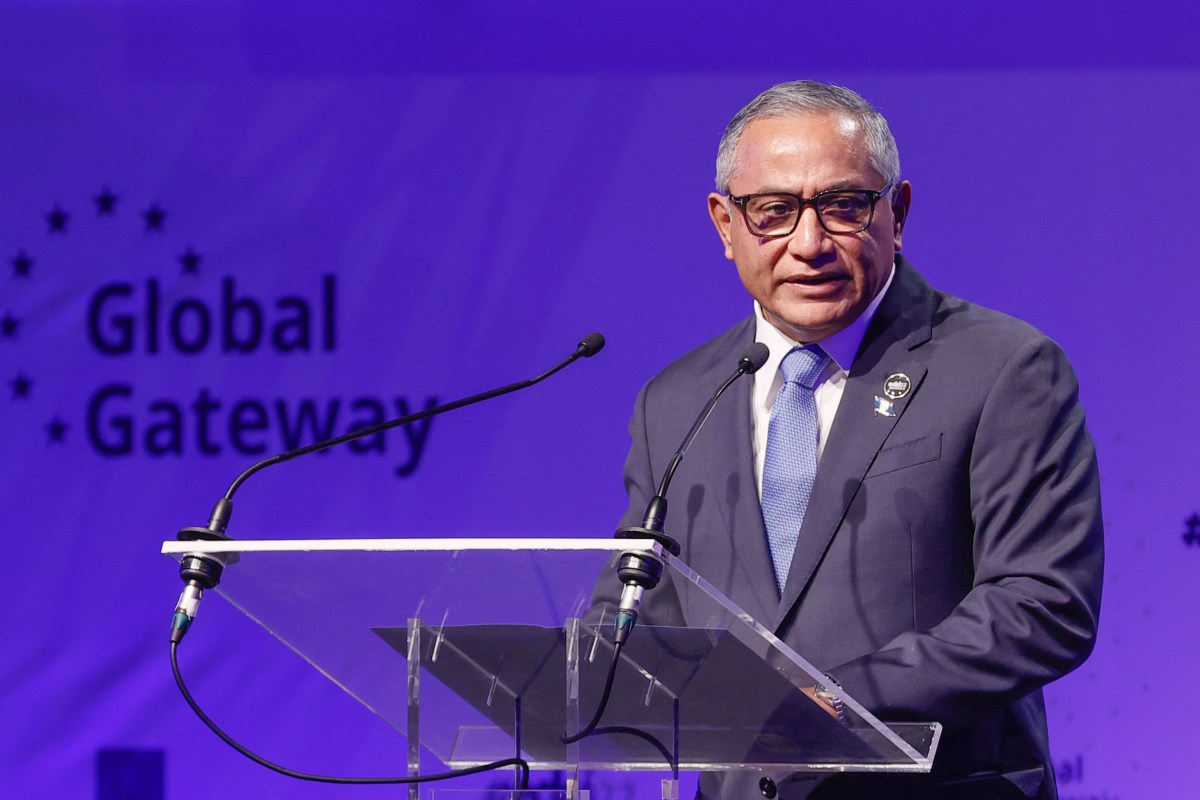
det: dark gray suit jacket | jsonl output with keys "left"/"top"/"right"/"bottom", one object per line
{"left": 617, "top": 258, "right": 1103, "bottom": 799}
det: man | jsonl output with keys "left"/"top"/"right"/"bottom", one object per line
{"left": 615, "top": 81, "right": 1103, "bottom": 799}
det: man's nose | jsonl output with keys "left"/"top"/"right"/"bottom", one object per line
{"left": 784, "top": 206, "right": 829, "bottom": 259}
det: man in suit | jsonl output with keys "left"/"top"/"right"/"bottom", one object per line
{"left": 615, "top": 81, "right": 1103, "bottom": 799}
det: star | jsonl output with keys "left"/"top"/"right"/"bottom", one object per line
{"left": 1, "top": 313, "right": 20, "bottom": 339}
{"left": 1185, "top": 512, "right": 1200, "bottom": 547}
{"left": 10, "top": 373, "right": 32, "bottom": 399}
{"left": 94, "top": 187, "right": 119, "bottom": 216}
{"left": 143, "top": 204, "right": 167, "bottom": 232}
{"left": 11, "top": 250, "right": 33, "bottom": 278}
{"left": 46, "top": 205, "right": 69, "bottom": 234}
{"left": 178, "top": 246, "right": 202, "bottom": 274}
{"left": 46, "top": 416, "right": 68, "bottom": 443}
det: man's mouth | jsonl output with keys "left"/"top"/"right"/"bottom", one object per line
{"left": 787, "top": 273, "right": 845, "bottom": 285}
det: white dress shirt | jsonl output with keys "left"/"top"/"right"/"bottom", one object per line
{"left": 751, "top": 264, "right": 896, "bottom": 499}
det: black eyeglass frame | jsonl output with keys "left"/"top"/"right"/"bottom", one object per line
{"left": 727, "top": 184, "right": 895, "bottom": 238}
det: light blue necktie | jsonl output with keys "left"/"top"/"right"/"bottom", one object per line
{"left": 762, "top": 345, "right": 829, "bottom": 591}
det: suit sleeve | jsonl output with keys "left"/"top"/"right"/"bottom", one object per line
{"left": 828, "top": 335, "right": 1104, "bottom": 727}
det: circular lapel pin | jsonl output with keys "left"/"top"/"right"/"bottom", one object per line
{"left": 883, "top": 373, "right": 912, "bottom": 400}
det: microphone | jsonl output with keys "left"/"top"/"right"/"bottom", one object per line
{"left": 612, "top": 342, "right": 768, "bottom": 643}
{"left": 564, "top": 341, "right": 767, "bottom": 744}
{"left": 169, "top": 332, "right": 606, "bottom": 643}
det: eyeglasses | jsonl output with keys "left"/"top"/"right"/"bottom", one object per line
{"left": 727, "top": 184, "right": 894, "bottom": 237}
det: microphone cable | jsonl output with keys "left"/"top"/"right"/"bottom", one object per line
{"left": 560, "top": 638, "right": 624, "bottom": 744}
{"left": 171, "top": 641, "right": 530, "bottom": 791}
{"left": 558, "top": 639, "right": 677, "bottom": 778}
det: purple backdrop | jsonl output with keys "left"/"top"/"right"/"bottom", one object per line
{"left": 3, "top": 3, "right": 1199, "bottom": 799}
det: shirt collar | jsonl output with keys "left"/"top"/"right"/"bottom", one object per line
{"left": 753, "top": 261, "right": 896, "bottom": 374}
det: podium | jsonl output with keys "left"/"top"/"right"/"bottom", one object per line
{"left": 161, "top": 538, "right": 940, "bottom": 799}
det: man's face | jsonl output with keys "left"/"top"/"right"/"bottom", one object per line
{"left": 708, "top": 112, "right": 911, "bottom": 343}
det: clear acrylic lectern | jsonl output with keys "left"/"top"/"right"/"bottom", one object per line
{"left": 161, "top": 538, "right": 940, "bottom": 799}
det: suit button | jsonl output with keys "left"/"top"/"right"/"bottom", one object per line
{"left": 759, "top": 777, "right": 777, "bottom": 798}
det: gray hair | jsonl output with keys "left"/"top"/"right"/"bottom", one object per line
{"left": 714, "top": 80, "right": 901, "bottom": 192}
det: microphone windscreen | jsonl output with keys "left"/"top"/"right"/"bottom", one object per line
{"left": 739, "top": 342, "right": 770, "bottom": 374}
{"left": 578, "top": 332, "right": 606, "bottom": 357}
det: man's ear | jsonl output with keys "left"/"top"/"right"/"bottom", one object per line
{"left": 891, "top": 180, "right": 912, "bottom": 251}
{"left": 708, "top": 192, "right": 735, "bottom": 261}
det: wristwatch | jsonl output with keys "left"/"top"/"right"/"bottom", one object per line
{"left": 812, "top": 683, "right": 847, "bottom": 724}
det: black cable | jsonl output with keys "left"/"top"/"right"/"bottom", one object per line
{"left": 559, "top": 641, "right": 679, "bottom": 777}
{"left": 560, "top": 639, "right": 624, "bottom": 744}
{"left": 171, "top": 642, "right": 529, "bottom": 790}
{"left": 591, "top": 726, "right": 678, "bottom": 779}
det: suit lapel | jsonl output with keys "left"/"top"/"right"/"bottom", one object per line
{"left": 773, "top": 260, "right": 935, "bottom": 630}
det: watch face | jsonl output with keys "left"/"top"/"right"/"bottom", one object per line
{"left": 813, "top": 687, "right": 846, "bottom": 722}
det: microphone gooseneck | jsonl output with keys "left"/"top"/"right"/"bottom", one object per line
{"left": 220, "top": 331, "right": 606, "bottom": 513}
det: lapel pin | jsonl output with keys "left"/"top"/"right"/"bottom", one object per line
{"left": 883, "top": 373, "right": 912, "bottom": 400}
{"left": 873, "top": 395, "right": 896, "bottom": 417}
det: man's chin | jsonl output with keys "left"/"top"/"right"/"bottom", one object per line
{"left": 766, "top": 307, "right": 854, "bottom": 343}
